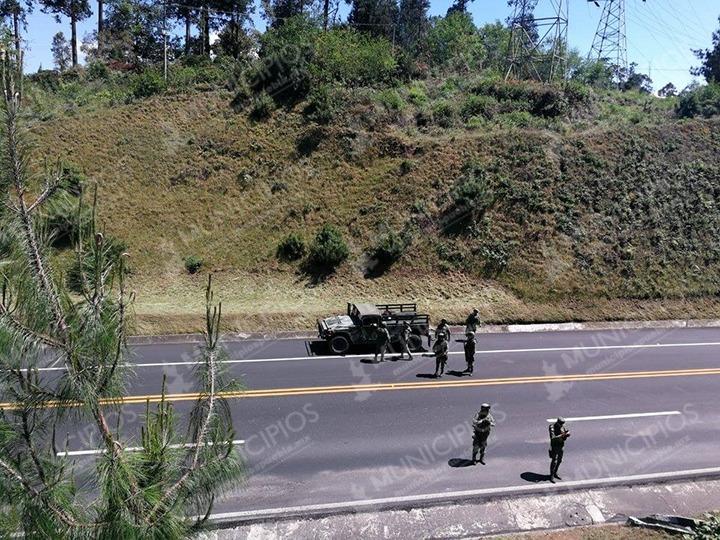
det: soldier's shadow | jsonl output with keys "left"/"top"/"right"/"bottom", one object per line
{"left": 448, "top": 458, "right": 475, "bottom": 468}
{"left": 520, "top": 471, "right": 551, "bottom": 483}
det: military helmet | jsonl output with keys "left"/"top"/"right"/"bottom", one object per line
{"left": 556, "top": 417, "right": 565, "bottom": 424}
{"left": 472, "top": 308, "right": 479, "bottom": 314}
{"left": 480, "top": 403, "right": 491, "bottom": 410}
{"left": 440, "top": 318, "right": 447, "bottom": 324}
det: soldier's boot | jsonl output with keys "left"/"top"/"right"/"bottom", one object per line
{"left": 478, "top": 451, "right": 485, "bottom": 465}
{"left": 471, "top": 450, "right": 478, "bottom": 464}
{"left": 549, "top": 463, "right": 557, "bottom": 482}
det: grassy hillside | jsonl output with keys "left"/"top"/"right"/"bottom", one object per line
{"left": 25, "top": 81, "right": 720, "bottom": 333}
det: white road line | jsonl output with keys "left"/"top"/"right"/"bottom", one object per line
{"left": 203, "top": 467, "right": 720, "bottom": 523}
{"left": 545, "top": 411, "right": 682, "bottom": 422}
{"left": 56, "top": 439, "right": 245, "bottom": 457}
{"left": 32, "top": 340, "right": 720, "bottom": 372}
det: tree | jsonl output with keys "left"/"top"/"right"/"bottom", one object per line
{"left": 209, "top": 0, "right": 254, "bottom": 58}
{"left": 445, "top": 0, "right": 472, "bottom": 16}
{"left": 0, "top": 52, "right": 243, "bottom": 537}
{"left": 426, "top": 12, "right": 484, "bottom": 72}
{"left": 39, "top": 0, "right": 92, "bottom": 66}
{"left": 477, "top": 21, "right": 511, "bottom": 73}
{"left": 0, "top": 0, "right": 33, "bottom": 56}
{"left": 397, "top": 0, "right": 428, "bottom": 53}
{"left": 264, "top": 0, "right": 307, "bottom": 29}
{"left": 692, "top": 16, "right": 720, "bottom": 83}
{"left": 170, "top": 0, "right": 195, "bottom": 54}
{"left": 621, "top": 62, "right": 652, "bottom": 93}
{"left": 51, "top": 31, "right": 71, "bottom": 70}
{"left": 658, "top": 82, "right": 677, "bottom": 98}
{"left": 348, "top": 0, "right": 398, "bottom": 41}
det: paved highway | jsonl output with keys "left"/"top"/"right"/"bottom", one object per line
{"left": 18, "top": 326, "right": 720, "bottom": 518}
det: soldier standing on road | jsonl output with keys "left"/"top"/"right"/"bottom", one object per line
{"left": 435, "top": 319, "right": 451, "bottom": 344}
{"left": 463, "top": 331, "right": 476, "bottom": 375}
{"left": 374, "top": 322, "right": 391, "bottom": 363}
{"left": 472, "top": 403, "right": 495, "bottom": 464}
{"left": 399, "top": 321, "right": 413, "bottom": 360}
{"left": 465, "top": 309, "right": 481, "bottom": 333}
{"left": 548, "top": 417, "right": 570, "bottom": 482}
{"left": 432, "top": 333, "right": 449, "bottom": 377}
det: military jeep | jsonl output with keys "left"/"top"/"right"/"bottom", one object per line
{"left": 317, "top": 302, "right": 430, "bottom": 354}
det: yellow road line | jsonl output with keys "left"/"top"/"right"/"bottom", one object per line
{"left": 2, "top": 367, "right": 720, "bottom": 410}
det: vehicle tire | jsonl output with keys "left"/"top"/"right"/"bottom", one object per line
{"left": 329, "top": 335, "right": 351, "bottom": 355}
{"left": 408, "top": 335, "right": 423, "bottom": 352}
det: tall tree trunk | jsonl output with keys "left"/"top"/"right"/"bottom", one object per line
{"left": 323, "top": 0, "right": 329, "bottom": 30}
{"left": 12, "top": 10, "right": 20, "bottom": 57}
{"left": 203, "top": 6, "right": 210, "bottom": 56}
{"left": 198, "top": 7, "right": 206, "bottom": 55}
{"left": 185, "top": 15, "right": 191, "bottom": 55}
{"left": 97, "top": 0, "right": 104, "bottom": 50}
{"left": 71, "top": 12, "right": 78, "bottom": 66}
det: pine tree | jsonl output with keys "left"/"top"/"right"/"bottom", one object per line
{"left": 397, "top": 0, "right": 428, "bottom": 52}
{"left": 348, "top": 0, "right": 398, "bottom": 41}
{"left": 39, "top": 0, "right": 92, "bottom": 66}
{"left": 0, "top": 0, "right": 33, "bottom": 56}
{"left": 0, "top": 51, "right": 243, "bottom": 538}
{"left": 51, "top": 31, "right": 71, "bottom": 70}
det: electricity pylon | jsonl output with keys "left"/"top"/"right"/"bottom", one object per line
{"left": 505, "top": 0, "right": 569, "bottom": 83}
{"left": 588, "top": 0, "right": 628, "bottom": 71}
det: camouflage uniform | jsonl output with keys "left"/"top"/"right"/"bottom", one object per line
{"left": 399, "top": 322, "right": 413, "bottom": 360}
{"left": 374, "top": 323, "right": 391, "bottom": 363}
{"left": 435, "top": 320, "right": 451, "bottom": 343}
{"left": 472, "top": 404, "right": 495, "bottom": 464}
{"left": 432, "top": 334, "right": 448, "bottom": 377}
{"left": 465, "top": 309, "right": 481, "bottom": 334}
{"left": 549, "top": 418, "right": 570, "bottom": 482}
{"left": 463, "top": 332, "right": 476, "bottom": 374}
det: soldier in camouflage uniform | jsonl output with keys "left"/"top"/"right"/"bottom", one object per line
{"left": 465, "top": 309, "right": 481, "bottom": 333}
{"left": 374, "top": 322, "right": 391, "bottom": 363}
{"left": 399, "top": 321, "right": 413, "bottom": 360}
{"left": 472, "top": 403, "right": 495, "bottom": 464}
{"left": 435, "top": 319, "right": 451, "bottom": 344}
{"left": 463, "top": 331, "right": 476, "bottom": 375}
{"left": 548, "top": 417, "right": 570, "bottom": 482}
{"left": 432, "top": 332, "right": 449, "bottom": 377}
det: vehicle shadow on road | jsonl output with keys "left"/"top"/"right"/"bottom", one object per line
{"left": 520, "top": 471, "right": 551, "bottom": 483}
{"left": 448, "top": 458, "right": 475, "bottom": 468}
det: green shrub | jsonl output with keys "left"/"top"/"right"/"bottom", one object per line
{"left": 183, "top": 255, "right": 204, "bottom": 274}
{"left": 276, "top": 233, "right": 306, "bottom": 261}
{"left": 447, "top": 162, "right": 495, "bottom": 232}
{"left": 426, "top": 12, "right": 485, "bottom": 71}
{"left": 476, "top": 238, "right": 512, "bottom": 276}
{"left": 432, "top": 100, "right": 457, "bottom": 127}
{"left": 87, "top": 61, "right": 110, "bottom": 81}
{"left": 407, "top": 83, "right": 428, "bottom": 105}
{"left": 676, "top": 83, "right": 720, "bottom": 118}
{"left": 131, "top": 70, "right": 166, "bottom": 99}
{"left": 311, "top": 28, "right": 397, "bottom": 86}
{"left": 370, "top": 229, "right": 412, "bottom": 268}
{"left": 496, "top": 110, "right": 533, "bottom": 128}
{"left": 376, "top": 88, "right": 405, "bottom": 111}
{"left": 304, "top": 85, "right": 340, "bottom": 124}
{"left": 249, "top": 92, "right": 275, "bottom": 120}
{"left": 40, "top": 193, "right": 91, "bottom": 248}
{"left": 308, "top": 224, "right": 349, "bottom": 271}
{"left": 460, "top": 94, "right": 498, "bottom": 119}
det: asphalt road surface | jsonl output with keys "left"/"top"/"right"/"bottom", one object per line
{"left": 11, "top": 326, "right": 720, "bottom": 518}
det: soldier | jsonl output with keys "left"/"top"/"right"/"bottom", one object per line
{"left": 399, "top": 321, "right": 414, "bottom": 360}
{"left": 374, "top": 322, "right": 391, "bottom": 363}
{"left": 548, "top": 417, "right": 570, "bottom": 482}
{"left": 472, "top": 403, "right": 495, "bottom": 464}
{"left": 432, "top": 332, "right": 448, "bottom": 377}
{"left": 465, "top": 308, "right": 481, "bottom": 333}
{"left": 435, "top": 318, "right": 451, "bottom": 343}
{"left": 463, "top": 331, "right": 476, "bottom": 375}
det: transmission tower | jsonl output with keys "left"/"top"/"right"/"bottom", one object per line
{"left": 588, "top": 0, "right": 628, "bottom": 71}
{"left": 505, "top": 0, "right": 569, "bottom": 83}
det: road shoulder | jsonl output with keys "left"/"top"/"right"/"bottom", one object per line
{"left": 198, "top": 477, "right": 720, "bottom": 539}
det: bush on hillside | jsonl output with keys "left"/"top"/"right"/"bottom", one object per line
{"left": 249, "top": 92, "right": 276, "bottom": 120}
{"left": 307, "top": 224, "right": 349, "bottom": 272}
{"left": 304, "top": 85, "right": 341, "bottom": 124}
{"left": 426, "top": 12, "right": 485, "bottom": 72}
{"left": 446, "top": 162, "right": 495, "bottom": 232}
{"left": 368, "top": 229, "right": 412, "bottom": 273}
{"left": 311, "top": 28, "right": 397, "bottom": 86}
{"left": 183, "top": 255, "right": 204, "bottom": 274}
{"left": 676, "top": 83, "right": 720, "bottom": 118}
{"left": 131, "top": 70, "right": 166, "bottom": 99}
{"left": 41, "top": 193, "right": 92, "bottom": 248}
{"left": 276, "top": 233, "right": 306, "bottom": 261}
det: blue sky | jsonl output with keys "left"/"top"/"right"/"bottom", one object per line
{"left": 19, "top": 0, "right": 720, "bottom": 91}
